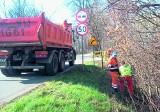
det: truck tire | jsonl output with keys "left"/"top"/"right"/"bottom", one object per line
{"left": 69, "top": 53, "right": 75, "bottom": 66}
{"left": 1, "top": 69, "right": 17, "bottom": 76}
{"left": 58, "top": 53, "right": 65, "bottom": 72}
{"left": 46, "top": 53, "right": 58, "bottom": 76}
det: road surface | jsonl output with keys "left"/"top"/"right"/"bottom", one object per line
{"left": 0, "top": 54, "right": 92, "bottom": 107}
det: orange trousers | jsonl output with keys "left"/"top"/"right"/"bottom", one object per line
{"left": 109, "top": 71, "right": 119, "bottom": 86}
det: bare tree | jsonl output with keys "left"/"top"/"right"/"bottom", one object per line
{"left": 0, "top": 0, "right": 40, "bottom": 18}
{"left": 106, "top": 0, "right": 160, "bottom": 111}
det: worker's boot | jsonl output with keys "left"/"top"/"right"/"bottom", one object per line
{"left": 114, "top": 88, "right": 118, "bottom": 92}
{"left": 111, "top": 84, "right": 118, "bottom": 93}
{"left": 110, "top": 87, "right": 118, "bottom": 94}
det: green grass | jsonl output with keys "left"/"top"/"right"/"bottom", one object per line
{"left": 0, "top": 61, "right": 135, "bottom": 112}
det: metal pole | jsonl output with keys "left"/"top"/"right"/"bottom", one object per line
{"left": 93, "top": 46, "right": 95, "bottom": 65}
{"left": 100, "top": 46, "right": 104, "bottom": 69}
{"left": 82, "top": 36, "right": 84, "bottom": 70}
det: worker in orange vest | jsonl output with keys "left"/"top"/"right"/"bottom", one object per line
{"left": 107, "top": 48, "right": 113, "bottom": 59}
{"left": 62, "top": 19, "right": 69, "bottom": 30}
{"left": 107, "top": 51, "right": 120, "bottom": 92}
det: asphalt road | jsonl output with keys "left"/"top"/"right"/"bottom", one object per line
{"left": 0, "top": 54, "right": 92, "bottom": 107}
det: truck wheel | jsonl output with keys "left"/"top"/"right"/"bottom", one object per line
{"left": 46, "top": 53, "right": 58, "bottom": 76}
{"left": 1, "top": 69, "right": 17, "bottom": 76}
{"left": 58, "top": 53, "right": 65, "bottom": 72}
{"left": 69, "top": 53, "right": 75, "bottom": 66}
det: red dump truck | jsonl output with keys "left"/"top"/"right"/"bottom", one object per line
{"left": 0, "top": 13, "right": 76, "bottom": 76}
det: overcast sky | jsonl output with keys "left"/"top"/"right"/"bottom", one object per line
{"left": 30, "top": 0, "right": 74, "bottom": 23}
{"left": 0, "top": 0, "right": 74, "bottom": 24}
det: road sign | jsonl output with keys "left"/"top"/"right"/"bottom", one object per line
{"left": 88, "top": 36, "right": 99, "bottom": 46}
{"left": 76, "top": 23, "right": 89, "bottom": 36}
{"left": 76, "top": 10, "right": 89, "bottom": 23}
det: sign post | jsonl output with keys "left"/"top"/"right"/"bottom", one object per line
{"left": 88, "top": 36, "right": 99, "bottom": 66}
{"left": 76, "top": 10, "right": 89, "bottom": 70}
{"left": 93, "top": 46, "right": 95, "bottom": 65}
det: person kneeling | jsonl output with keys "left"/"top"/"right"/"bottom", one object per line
{"left": 119, "top": 61, "right": 133, "bottom": 95}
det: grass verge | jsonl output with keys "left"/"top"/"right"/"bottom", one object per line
{"left": 0, "top": 61, "right": 135, "bottom": 112}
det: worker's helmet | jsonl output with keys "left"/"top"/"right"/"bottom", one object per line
{"left": 112, "top": 51, "right": 118, "bottom": 56}
{"left": 107, "top": 48, "right": 112, "bottom": 53}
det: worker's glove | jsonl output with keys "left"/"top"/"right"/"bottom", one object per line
{"left": 108, "top": 64, "right": 113, "bottom": 68}
{"left": 108, "top": 64, "right": 112, "bottom": 68}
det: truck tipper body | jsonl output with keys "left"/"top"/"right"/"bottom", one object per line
{"left": 0, "top": 13, "right": 76, "bottom": 76}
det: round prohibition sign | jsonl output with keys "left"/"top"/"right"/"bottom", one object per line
{"left": 76, "top": 23, "right": 89, "bottom": 36}
{"left": 76, "top": 10, "right": 89, "bottom": 23}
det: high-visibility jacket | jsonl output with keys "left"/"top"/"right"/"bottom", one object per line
{"left": 119, "top": 64, "right": 132, "bottom": 77}
{"left": 107, "top": 57, "right": 119, "bottom": 72}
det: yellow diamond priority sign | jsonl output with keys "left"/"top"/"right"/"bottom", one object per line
{"left": 88, "top": 36, "right": 99, "bottom": 46}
